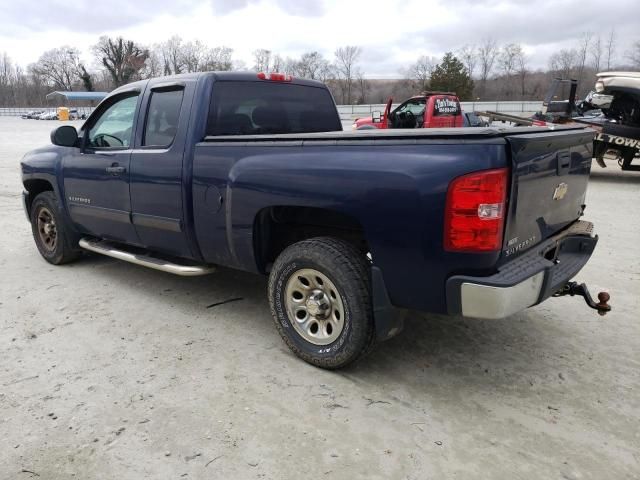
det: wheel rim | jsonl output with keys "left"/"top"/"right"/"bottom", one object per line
{"left": 36, "top": 206, "right": 57, "bottom": 252}
{"left": 284, "top": 268, "right": 345, "bottom": 346}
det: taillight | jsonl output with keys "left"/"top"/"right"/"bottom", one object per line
{"left": 257, "top": 72, "right": 292, "bottom": 82}
{"left": 444, "top": 168, "right": 508, "bottom": 252}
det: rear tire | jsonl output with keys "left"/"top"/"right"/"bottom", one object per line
{"left": 30, "top": 191, "right": 81, "bottom": 265}
{"left": 268, "top": 237, "right": 375, "bottom": 369}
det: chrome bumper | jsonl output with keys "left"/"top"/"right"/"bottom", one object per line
{"left": 460, "top": 272, "right": 545, "bottom": 319}
{"left": 446, "top": 220, "right": 598, "bottom": 319}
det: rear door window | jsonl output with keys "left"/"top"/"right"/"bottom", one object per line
{"left": 143, "top": 88, "right": 184, "bottom": 147}
{"left": 207, "top": 81, "right": 341, "bottom": 136}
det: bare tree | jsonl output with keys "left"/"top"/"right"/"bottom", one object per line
{"left": 590, "top": 35, "right": 603, "bottom": 72}
{"left": 143, "top": 51, "right": 163, "bottom": 79}
{"left": 252, "top": 49, "right": 272, "bottom": 71}
{"left": 0, "top": 52, "right": 13, "bottom": 89}
{"left": 202, "top": 46, "right": 233, "bottom": 71}
{"left": 457, "top": 45, "right": 477, "bottom": 78}
{"left": 549, "top": 49, "right": 577, "bottom": 79}
{"left": 93, "top": 36, "right": 149, "bottom": 87}
{"left": 407, "top": 55, "right": 436, "bottom": 90}
{"left": 157, "top": 36, "right": 185, "bottom": 75}
{"left": 498, "top": 44, "right": 523, "bottom": 98}
{"left": 356, "top": 70, "right": 369, "bottom": 103}
{"left": 478, "top": 38, "right": 498, "bottom": 96}
{"left": 271, "top": 54, "right": 284, "bottom": 72}
{"left": 515, "top": 47, "right": 528, "bottom": 99}
{"left": 29, "top": 46, "right": 82, "bottom": 91}
{"left": 605, "top": 28, "right": 616, "bottom": 70}
{"left": 626, "top": 40, "right": 640, "bottom": 68}
{"left": 576, "top": 32, "right": 593, "bottom": 84}
{"left": 333, "top": 45, "right": 362, "bottom": 104}
{"left": 296, "top": 51, "right": 331, "bottom": 80}
{"left": 181, "top": 40, "right": 206, "bottom": 73}
{"left": 0, "top": 52, "right": 16, "bottom": 105}
{"left": 78, "top": 65, "right": 94, "bottom": 92}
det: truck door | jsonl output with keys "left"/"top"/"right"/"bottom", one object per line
{"left": 129, "top": 82, "right": 194, "bottom": 259}
{"left": 62, "top": 91, "right": 141, "bottom": 244}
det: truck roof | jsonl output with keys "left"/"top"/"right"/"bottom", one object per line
{"left": 110, "top": 71, "right": 329, "bottom": 97}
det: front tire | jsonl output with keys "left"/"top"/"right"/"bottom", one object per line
{"left": 268, "top": 237, "right": 375, "bottom": 369}
{"left": 30, "top": 191, "right": 81, "bottom": 265}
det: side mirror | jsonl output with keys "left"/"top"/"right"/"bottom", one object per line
{"left": 372, "top": 111, "right": 382, "bottom": 123}
{"left": 51, "top": 125, "right": 79, "bottom": 147}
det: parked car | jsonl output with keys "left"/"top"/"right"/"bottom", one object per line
{"left": 37, "top": 110, "right": 58, "bottom": 120}
{"left": 69, "top": 109, "right": 87, "bottom": 120}
{"left": 353, "top": 91, "right": 464, "bottom": 130}
{"left": 21, "top": 110, "right": 44, "bottom": 119}
{"left": 20, "top": 71, "right": 607, "bottom": 368}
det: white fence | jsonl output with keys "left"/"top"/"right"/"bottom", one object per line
{"left": 0, "top": 107, "right": 95, "bottom": 117}
{"left": 3, "top": 101, "right": 544, "bottom": 120}
{"left": 336, "top": 101, "right": 544, "bottom": 122}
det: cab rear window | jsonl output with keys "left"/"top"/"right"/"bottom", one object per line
{"left": 207, "top": 81, "right": 341, "bottom": 136}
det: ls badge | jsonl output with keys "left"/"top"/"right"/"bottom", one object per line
{"left": 553, "top": 182, "right": 568, "bottom": 200}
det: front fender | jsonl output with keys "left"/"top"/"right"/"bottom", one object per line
{"left": 21, "top": 146, "right": 66, "bottom": 214}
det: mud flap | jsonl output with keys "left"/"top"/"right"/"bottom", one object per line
{"left": 371, "top": 266, "right": 406, "bottom": 341}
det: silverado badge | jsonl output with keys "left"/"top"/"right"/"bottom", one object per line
{"left": 553, "top": 182, "right": 568, "bottom": 200}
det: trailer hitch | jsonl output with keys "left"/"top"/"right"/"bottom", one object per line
{"left": 553, "top": 282, "right": 611, "bottom": 316}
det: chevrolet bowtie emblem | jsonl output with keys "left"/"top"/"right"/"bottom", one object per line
{"left": 553, "top": 182, "right": 568, "bottom": 200}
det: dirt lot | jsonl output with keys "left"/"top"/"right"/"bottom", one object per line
{"left": 1, "top": 117, "right": 639, "bottom": 480}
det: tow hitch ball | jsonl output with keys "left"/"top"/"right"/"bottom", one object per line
{"left": 554, "top": 282, "right": 611, "bottom": 316}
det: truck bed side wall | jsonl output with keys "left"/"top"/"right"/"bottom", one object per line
{"left": 192, "top": 140, "right": 509, "bottom": 314}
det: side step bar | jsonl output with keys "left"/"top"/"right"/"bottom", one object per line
{"left": 79, "top": 238, "right": 216, "bottom": 276}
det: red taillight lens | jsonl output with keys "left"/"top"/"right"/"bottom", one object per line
{"left": 444, "top": 168, "right": 508, "bottom": 252}
{"left": 257, "top": 72, "right": 292, "bottom": 82}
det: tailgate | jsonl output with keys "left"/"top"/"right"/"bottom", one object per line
{"left": 501, "top": 128, "right": 594, "bottom": 260}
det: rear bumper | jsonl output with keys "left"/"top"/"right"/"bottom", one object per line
{"left": 446, "top": 220, "right": 597, "bottom": 319}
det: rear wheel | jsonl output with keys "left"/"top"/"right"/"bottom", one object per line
{"left": 268, "top": 237, "right": 375, "bottom": 369}
{"left": 30, "top": 191, "right": 81, "bottom": 265}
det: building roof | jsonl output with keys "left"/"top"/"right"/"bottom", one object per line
{"left": 45, "top": 91, "right": 109, "bottom": 101}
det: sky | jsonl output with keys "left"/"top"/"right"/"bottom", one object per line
{"left": 0, "top": 0, "right": 638, "bottom": 78}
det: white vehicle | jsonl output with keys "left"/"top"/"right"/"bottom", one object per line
{"left": 37, "top": 111, "right": 58, "bottom": 120}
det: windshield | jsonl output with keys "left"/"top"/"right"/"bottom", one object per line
{"left": 393, "top": 99, "right": 426, "bottom": 115}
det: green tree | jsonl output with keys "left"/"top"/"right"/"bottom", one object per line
{"left": 429, "top": 52, "right": 474, "bottom": 100}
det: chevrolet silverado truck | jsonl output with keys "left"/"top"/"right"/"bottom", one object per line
{"left": 21, "top": 71, "right": 609, "bottom": 369}
{"left": 353, "top": 92, "right": 463, "bottom": 130}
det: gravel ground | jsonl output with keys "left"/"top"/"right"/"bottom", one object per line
{"left": 1, "top": 117, "right": 639, "bottom": 480}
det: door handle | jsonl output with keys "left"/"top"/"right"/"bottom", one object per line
{"left": 106, "top": 163, "right": 126, "bottom": 175}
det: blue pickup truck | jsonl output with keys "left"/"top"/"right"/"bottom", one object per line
{"left": 21, "top": 71, "right": 609, "bottom": 368}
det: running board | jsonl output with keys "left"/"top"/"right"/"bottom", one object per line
{"left": 79, "top": 238, "right": 216, "bottom": 276}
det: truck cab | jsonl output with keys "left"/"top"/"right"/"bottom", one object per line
{"left": 353, "top": 92, "right": 464, "bottom": 130}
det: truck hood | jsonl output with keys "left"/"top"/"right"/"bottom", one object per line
{"left": 353, "top": 116, "right": 377, "bottom": 129}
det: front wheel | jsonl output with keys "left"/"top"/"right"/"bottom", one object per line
{"left": 268, "top": 237, "right": 375, "bottom": 369}
{"left": 30, "top": 191, "right": 81, "bottom": 265}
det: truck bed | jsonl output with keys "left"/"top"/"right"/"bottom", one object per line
{"left": 193, "top": 124, "right": 595, "bottom": 314}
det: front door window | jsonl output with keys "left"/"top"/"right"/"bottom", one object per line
{"left": 87, "top": 95, "right": 138, "bottom": 148}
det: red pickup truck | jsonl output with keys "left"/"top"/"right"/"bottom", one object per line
{"left": 353, "top": 92, "right": 464, "bottom": 130}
